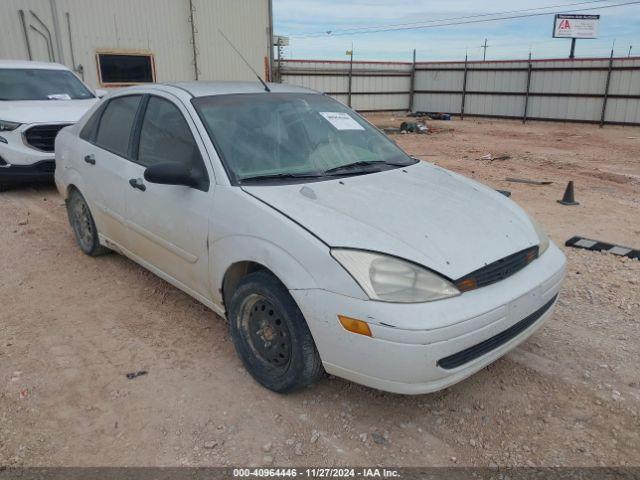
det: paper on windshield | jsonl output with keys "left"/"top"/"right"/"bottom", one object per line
{"left": 319, "top": 112, "right": 365, "bottom": 131}
{"left": 48, "top": 94, "right": 72, "bottom": 100}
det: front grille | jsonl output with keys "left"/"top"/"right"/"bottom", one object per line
{"left": 24, "top": 124, "right": 72, "bottom": 152}
{"left": 455, "top": 246, "right": 538, "bottom": 292}
{"left": 437, "top": 294, "right": 558, "bottom": 370}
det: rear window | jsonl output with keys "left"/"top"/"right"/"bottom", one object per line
{"left": 95, "top": 96, "right": 142, "bottom": 157}
{"left": 0, "top": 68, "right": 94, "bottom": 101}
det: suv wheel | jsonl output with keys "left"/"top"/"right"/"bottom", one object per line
{"left": 228, "top": 271, "right": 324, "bottom": 393}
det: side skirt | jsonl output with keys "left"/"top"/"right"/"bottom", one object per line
{"left": 99, "top": 233, "right": 227, "bottom": 319}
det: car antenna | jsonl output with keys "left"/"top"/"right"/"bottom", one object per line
{"left": 218, "top": 29, "right": 271, "bottom": 92}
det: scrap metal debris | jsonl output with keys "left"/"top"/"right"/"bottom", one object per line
{"left": 565, "top": 236, "right": 639, "bottom": 260}
{"left": 409, "top": 111, "right": 451, "bottom": 120}
{"left": 126, "top": 370, "right": 148, "bottom": 380}
{"left": 506, "top": 177, "right": 553, "bottom": 185}
{"left": 478, "top": 154, "right": 511, "bottom": 161}
{"left": 400, "top": 121, "right": 428, "bottom": 134}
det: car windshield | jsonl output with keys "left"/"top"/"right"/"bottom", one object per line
{"left": 0, "top": 68, "right": 94, "bottom": 101}
{"left": 192, "top": 93, "right": 415, "bottom": 183}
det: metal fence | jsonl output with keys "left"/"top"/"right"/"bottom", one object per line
{"left": 278, "top": 56, "right": 640, "bottom": 126}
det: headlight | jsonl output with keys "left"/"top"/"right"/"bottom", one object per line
{"left": 0, "top": 120, "right": 21, "bottom": 132}
{"left": 528, "top": 215, "right": 550, "bottom": 256}
{"left": 331, "top": 249, "right": 460, "bottom": 303}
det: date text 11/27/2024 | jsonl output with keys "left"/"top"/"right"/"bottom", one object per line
{"left": 233, "top": 468, "right": 400, "bottom": 478}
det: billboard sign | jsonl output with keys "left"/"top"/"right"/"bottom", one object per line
{"left": 553, "top": 14, "right": 600, "bottom": 39}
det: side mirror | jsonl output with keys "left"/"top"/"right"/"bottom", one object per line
{"left": 144, "top": 162, "right": 198, "bottom": 188}
{"left": 95, "top": 88, "right": 108, "bottom": 99}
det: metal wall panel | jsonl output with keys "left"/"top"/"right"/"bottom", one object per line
{"left": 413, "top": 93, "right": 462, "bottom": 113}
{"left": 1, "top": 0, "right": 270, "bottom": 88}
{"left": 0, "top": 0, "right": 58, "bottom": 63}
{"left": 192, "top": 0, "right": 270, "bottom": 82}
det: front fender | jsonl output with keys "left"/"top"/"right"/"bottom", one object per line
{"left": 211, "top": 235, "right": 319, "bottom": 304}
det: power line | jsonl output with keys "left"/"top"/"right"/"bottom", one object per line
{"left": 291, "top": 1, "right": 640, "bottom": 38}
{"left": 291, "top": 0, "right": 611, "bottom": 37}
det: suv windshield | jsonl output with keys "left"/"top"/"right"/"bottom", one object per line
{"left": 192, "top": 93, "right": 415, "bottom": 183}
{"left": 0, "top": 68, "right": 94, "bottom": 101}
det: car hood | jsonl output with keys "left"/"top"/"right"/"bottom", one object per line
{"left": 242, "top": 162, "right": 539, "bottom": 280}
{"left": 0, "top": 99, "right": 97, "bottom": 124}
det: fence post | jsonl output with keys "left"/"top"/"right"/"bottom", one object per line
{"left": 460, "top": 54, "right": 468, "bottom": 120}
{"left": 600, "top": 49, "right": 614, "bottom": 127}
{"left": 347, "top": 49, "right": 354, "bottom": 107}
{"left": 409, "top": 49, "right": 416, "bottom": 112}
{"left": 523, "top": 52, "right": 532, "bottom": 124}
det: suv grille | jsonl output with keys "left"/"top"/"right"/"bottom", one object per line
{"left": 437, "top": 294, "right": 557, "bottom": 369}
{"left": 24, "top": 124, "right": 72, "bottom": 152}
{"left": 455, "top": 246, "right": 539, "bottom": 292}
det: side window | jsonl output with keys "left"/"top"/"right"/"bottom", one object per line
{"left": 79, "top": 103, "right": 106, "bottom": 142}
{"left": 95, "top": 95, "right": 141, "bottom": 158}
{"left": 137, "top": 96, "right": 208, "bottom": 187}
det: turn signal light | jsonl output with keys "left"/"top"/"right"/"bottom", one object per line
{"left": 338, "top": 315, "right": 372, "bottom": 337}
{"left": 456, "top": 277, "right": 478, "bottom": 292}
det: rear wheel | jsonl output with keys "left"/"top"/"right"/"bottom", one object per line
{"left": 66, "top": 189, "right": 109, "bottom": 256}
{"left": 228, "top": 271, "right": 324, "bottom": 393}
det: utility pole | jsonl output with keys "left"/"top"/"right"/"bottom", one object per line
{"left": 481, "top": 38, "right": 488, "bottom": 61}
{"left": 569, "top": 38, "right": 576, "bottom": 59}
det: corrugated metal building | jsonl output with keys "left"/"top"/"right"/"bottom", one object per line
{"left": 0, "top": 0, "right": 274, "bottom": 88}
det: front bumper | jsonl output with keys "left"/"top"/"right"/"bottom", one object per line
{"left": 291, "top": 242, "right": 566, "bottom": 395}
{"left": 0, "top": 125, "right": 59, "bottom": 186}
{"left": 0, "top": 160, "right": 55, "bottom": 186}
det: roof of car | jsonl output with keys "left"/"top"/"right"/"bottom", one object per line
{"left": 0, "top": 59, "right": 70, "bottom": 70}
{"left": 167, "top": 81, "right": 319, "bottom": 97}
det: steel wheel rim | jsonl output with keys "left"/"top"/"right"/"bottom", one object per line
{"left": 239, "top": 293, "right": 292, "bottom": 373}
{"left": 71, "top": 199, "right": 94, "bottom": 250}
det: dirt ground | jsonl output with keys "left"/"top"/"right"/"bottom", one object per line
{"left": 1, "top": 117, "right": 639, "bottom": 467}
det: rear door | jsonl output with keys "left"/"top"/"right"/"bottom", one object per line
{"left": 124, "top": 93, "right": 213, "bottom": 301}
{"left": 79, "top": 95, "right": 142, "bottom": 248}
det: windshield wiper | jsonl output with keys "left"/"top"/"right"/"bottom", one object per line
{"left": 323, "top": 159, "right": 412, "bottom": 175}
{"left": 239, "top": 171, "right": 325, "bottom": 183}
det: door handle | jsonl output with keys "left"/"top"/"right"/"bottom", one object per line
{"left": 84, "top": 154, "right": 96, "bottom": 165}
{"left": 129, "top": 178, "right": 146, "bottom": 191}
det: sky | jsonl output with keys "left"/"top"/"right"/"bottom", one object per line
{"left": 272, "top": 0, "right": 640, "bottom": 62}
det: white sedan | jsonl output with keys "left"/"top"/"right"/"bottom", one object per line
{"left": 55, "top": 82, "right": 566, "bottom": 394}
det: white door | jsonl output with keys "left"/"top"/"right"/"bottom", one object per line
{"left": 124, "top": 94, "right": 213, "bottom": 301}
{"left": 80, "top": 95, "right": 143, "bottom": 248}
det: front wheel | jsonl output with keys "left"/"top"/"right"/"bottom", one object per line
{"left": 66, "top": 189, "right": 109, "bottom": 256}
{"left": 228, "top": 271, "right": 324, "bottom": 393}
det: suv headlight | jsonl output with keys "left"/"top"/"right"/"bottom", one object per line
{"left": 331, "top": 249, "right": 460, "bottom": 303}
{"left": 0, "top": 120, "right": 21, "bottom": 132}
{"left": 528, "top": 215, "right": 550, "bottom": 256}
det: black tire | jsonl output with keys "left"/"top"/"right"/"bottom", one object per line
{"left": 66, "top": 189, "right": 110, "bottom": 256}
{"left": 228, "top": 270, "right": 324, "bottom": 393}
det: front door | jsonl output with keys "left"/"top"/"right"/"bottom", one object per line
{"left": 124, "top": 94, "right": 213, "bottom": 301}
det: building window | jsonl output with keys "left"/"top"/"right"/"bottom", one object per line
{"left": 96, "top": 52, "right": 155, "bottom": 85}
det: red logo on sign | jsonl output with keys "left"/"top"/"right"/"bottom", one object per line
{"left": 559, "top": 19, "right": 571, "bottom": 29}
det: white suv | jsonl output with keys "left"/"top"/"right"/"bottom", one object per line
{"left": 55, "top": 82, "right": 565, "bottom": 394}
{"left": 0, "top": 60, "right": 98, "bottom": 190}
